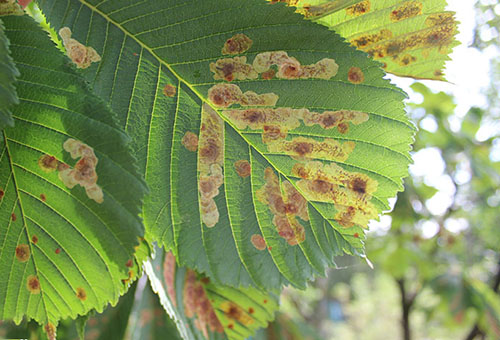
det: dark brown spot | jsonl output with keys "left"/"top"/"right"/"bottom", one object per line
{"left": 199, "top": 139, "right": 220, "bottom": 163}
{"left": 222, "top": 33, "right": 253, "bottom": 55}
{"left": 163, "top": 84, "right": 177, "bottom": 97}
{"left": 350, "top": 177, "right": 367, "bottom": 194}
{"left": 76, "top": 287, "right": 87, "bottom": 301}
{"left": 27, "top": 275, "right": 40, "bottom": 294}
{"left": 234, "top": 160, "right": 251, "bottom": 178}
{"left": 337, "top": 122, "right": 349, "bottom": 134}
{"left": 38, "top": 155, "right": 59, "bottom": 173}
{"left": 40, "top": 194, "right": 46, "bottom": 202}
{"left": 311, "top": 179, "right": 331, "bottom": 194}
{"left": 31, "top": 235, "right": 38, "bottom": 244}
{"left": 15, "top": 244, "right": 30, "bottom": 262}
{"left": 201, "top": 277, "right": 210, "bottom": 284}
{"left": 228, "top": 324, "right": 234, "bottom": 329}
{"left": 0, "top": 189, "right": 4, "bottom": 200}
{"left": 294, "top": 142, "right": 312, "bottom": 156}
{"left": 125, "top": 259, "right": 133, "bottom": 268}
{"left": 55, "top": 248, "right": 61, "bottom": 254}
{"left": 248, "top": 307, "right": 255, "bottom": 314}
{"left": 348, "top": 67, "right": 365, "bottom": 84}
{"left": 354, "top": 233, "right": 359, "bottom": 238}
{"left": 11, "top": 213, "right": 16, "bottom": 221}
{"left": 261, "top": 69, "right": 276, "bottom": 80}
{"left": 263, "top": 299, "right": 268, "bottom": 304}
{"left": 181, "top": 131, "right": 199, "bottom": 152}
{"left": 346, "top": 1, "right": 371, "bottom": 16}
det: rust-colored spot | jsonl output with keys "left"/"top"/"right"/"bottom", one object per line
{"left": 234, "top": 160, "right": 251, "bottom": 178}
{"left": 11, "top": 213, "right": 16, "bottom": 221}
{"left": 268, "top": 246, "right": 272, "bottom": 251}
{"left": 354, "top": 233, "right": 359, "bottom": 238}
{"left": 208, "top": 83, "right": 278, "bottom": 108}
{"left": 198, "top": 104, "right": 224, "bottom": 228}
{"left": 256, "top": 168, "right": 305, "bottom": 245}
{"left": 59, "top": 27, "right": 101, "bottom": 69}
{"left": 267, "top": 137, "right": 356, "bottom": 162}
{"left": 261, "top": 69, "right": 276, "bottom": 80}
{"left": 163, "top": 84, "right": 177, "bottom": 97}
{"left": 351, "top": 29, "right": 393, "bottom": 49}
{"left": 39, "top": 193, "right": 46, "bottom": 202}
{"left": 348, "top": 67, "right": 365, "bottom": 84}
{"left": 253, "top": 51, "right": 338, "bottom": 79}
{"left": 228, "top": 324, "right": 234, "bottom": 329}
{"left": 181, "top": 131, "right": 199, "bottom": 152}
{"left": 250, "top": 234, "right": 267, "bottom": 251}
{"left": 201, "top": 277, "right": 210, "bottom": 284}
{"left": 346, "top": 0, "right": 371, "bottom": 17}
{"left": 55, "top": 248, "right": 61, "bottom": 254}
{"left": 59, "top": 139, "right": 103, "bottom": 203}
{"left": 132, "top": 52, "right": 138, "bottom": 56}
{"left": 27, "top": 275, "right": 40, "bottom": 294}
{"left": 390, "top": 1, "right": 423, "bottom": 22}
{"left": 210, "top": 56, "right": 258, "bottom": 81}
{"left": 44, "top": 323, "right": 56, "bottom": 340}
{"left": 38, "top": 154, "right": 59, "bottom": 173}
{"left": 222, "top": 33, "right": 253, "bottom": 55}
{"left": 15, "top": 244, "right": 30, "bottom": 262}
{"left": 263, "top": 299, "right": 268, "bottom": 304}
{"left": 396, "top": 54, "right": 417, "bottom": 66}
{"left": 0, "top": 189, "right": 4, "bottom": 200}
{"left": 31, "top": 235, "right": 38, "bottom": 244}
{"left": 221, "top": 301, "right": 254, "bottom": 326}
{"left": 163, "top": 251, "right": 177, "bottom": 307}
{"left": 125, "top": 259, "right": 133, "bottom": 268}
{"left": 248, "top": 307, "right": 255, "bottom": 314}
{"left": 122, "top": 270, "right": 134, "bottom": 285}
{"left": 76, "top": 287, "right": 87, "bottom": 301}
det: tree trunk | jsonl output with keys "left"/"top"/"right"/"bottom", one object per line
{"left": 397, "top": 279, "right": 412, "bottom": 340}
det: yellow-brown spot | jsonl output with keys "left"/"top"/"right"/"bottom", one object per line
{"left": 396, "top": 54, "right": 417, "bottom": 66}
{"left": 348, "top": 67, "right": 365, "bottom": 84}
{"left": 222, "top": 33, "right": 253, "bottom": 55}
{"left": 390, "top": 1, "right": 423, "bottom": 22}
{"left": 38, "top": 155, "right": 59, "bottom": 173}
{"left": 15, "top": 244, "right": 30, "bottom": 262}
{"left": 250, "top": 234, "right": 267, "bottom": 250}
{"left": 234, "top": 160, "right": 251, "bottom": 178}
{"left": 220, "top": 301, "right": 254, "bottom": 326}
{"left": 267, "top": 137, "right": 355, "bottom": 162}
{"left": 0, "top": 0, "right": 23, "bottom": 15}
{"left": 210, "top": 56, "right": 258, "bottom": 81}
{"left": 346, "top": 0, "right": 371, "bottom": 17}
{"left": 163, "top": 84, "right": 176, "bottom": 97}
{"left": 76, "top": 287, "right": 87, "bottom": 301}
{"left": 181, "top": 131, "right": 199, "bottom": 152}
{"left": 208, "top": 83, "right": 278, "bottom": 108}
{"left": 40, "top": 193, "right": 46, "bottom": 202}
{"left": 261, "top": 69, "right": 276, "bottom": 80}
{"left": 59, "top": 27, "right": 101, "bottom": 69}
{"left": 351, "top": 29, "right": 393, "bottom": 49}
{"left": 27, "top": 275, "right": 40, "bottom": 294}
{"left": 425, "top": 12, "right": 455, "bottom": 27}
{"left": 31, "top": 235, "right": 38, "bottom": 244}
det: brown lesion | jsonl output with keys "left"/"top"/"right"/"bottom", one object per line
{"left": 234, "top": 160, "right": 251, "bottom": 178}
{"left": 208, "top": 84, "right": 278, "bottom": 108}
{"left": 346, "top": 0, "right": 371, "bottom": 17}
{"left": 182, "top": 131, "right": 199, "bottom": 152}
{"left": 27, "top": 275, "right": 40, "bottom": 294}
{"left": 347, "top": 67, "right": 365, "bottom": 84}
{"left": 222, "top": 33, "right": 253, "bottom": 55}
{"left": 250, "top": 234, "right": 267, "bottom": 250}
{"left": 351, "top": 29, "right": 393, "bottom": 49}
{"left": 390, "top": 1, "right": 423, "bottom": 22}
{"left": 15, "top": 244, "right": 30, "bottom": 262}
{"left": 220, "top": 301, "right": 254, "bottom": 326}
{"left": 59, "top": 27, "right": 101, "bottom": 69}
{"left": 210, "top": 57, "right": 258, "bottom": 81}
{"left": 76, "top": 287, "right": 87, "bottom": 301}
{"left": 163, "top": 84, "right": 177, "bottom": 97}
{"left": 163, "top": 251, "right": 177, "bottom": 307}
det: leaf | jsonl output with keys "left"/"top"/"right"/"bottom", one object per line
{"left": 279, "top": 0, "right": 459, "bottom": 80}
{"left": 146, "top": 247, "right": 278, "bottom": 340}
{"left": 38, "top": 0, "right": 414, "bottom": 290}
{"left": 0, "top": 18, "right": 19, "bottom": 130}
{"left": 0, "top": 15, "right": 147, "bottom": 329}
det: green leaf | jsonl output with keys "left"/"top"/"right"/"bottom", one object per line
{"left": 283, "top": 0, "right": 459, "bottom": 80}
{"left": 146, "top": 247, "right": 279, "bottom": 340}
{"left": 0, "top": 15, "right": 147, "bottom": 328}
{"left": 0, "top": 18, "right": 19, "bottom": 130}
{"left": 38, "top": 0, "right": 414, "bottom": 290}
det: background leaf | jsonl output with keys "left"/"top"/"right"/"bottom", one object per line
{"left": 0, "top": 18, "right": 19, "bottom": 130}
{"left": 281, "top": 0, "right": 459, "bottom": 80}
{"left": 0, "top": 14, "right": 147, "bottom": 328}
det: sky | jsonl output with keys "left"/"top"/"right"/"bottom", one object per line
{"left": 369, "top": 0, "right": 499, "bottom": 238}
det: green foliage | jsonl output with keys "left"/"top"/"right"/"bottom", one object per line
{"left": 0, "top": 19, "right": 18, "bottom": 130}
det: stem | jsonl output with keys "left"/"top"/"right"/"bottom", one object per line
{"left": 397, "top": 279, "right": 415, "bottom": 340}
{"left": 462, "top": 260, "right": 500, "bottom": 340}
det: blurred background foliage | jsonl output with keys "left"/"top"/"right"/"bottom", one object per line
{"left": 2, "top": 0, "right": 500, "bottom": 339}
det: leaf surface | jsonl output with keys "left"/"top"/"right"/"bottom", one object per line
{"left": 0, "top": 15, "right": 147, "bottom": 327}
{"left": 38, "top": 0, "right": 414, "bottom": 290}
{"left": 282, "top": 0, "right": 459, "bottom": 80}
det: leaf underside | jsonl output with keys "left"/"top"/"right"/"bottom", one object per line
{"left": 38, "top": 0, "right": 414, "bottom": 291}
{"left": 0, "top": 19, "right": 19, "bottom": 130}
{"left": 285, "top": 0, "right": 459, "bottom": 80}
{"left": 0, "top": 15, "right": 146, "bottom": 327}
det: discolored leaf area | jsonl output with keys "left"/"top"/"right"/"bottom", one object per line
{"left": 38, "top": 0, "right": 414, "bottom": 291}
{"left": 0, "top": 15, "right": 147, "bottom": 329}
{"left": 276, "top": 0, "right": 459, "bottom": 80}
{"left": 146, "top": 248, "right": 278, "bottom": 340}
{"left": 0, "top": 19, "right": 19, "bottom": 130}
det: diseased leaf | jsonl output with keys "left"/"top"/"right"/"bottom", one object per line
{"left": 277, "top": 0, "right": 459, "bottom": 80}
{"left": 0, "top": 15, "right": 147, "bottom": 329}
{"left": 38, "top": 0, "right": 414, "bottom": 290}
{"left": 146, "top": 248, "right": 278, "bottom": 340}
{"left": 0, "top": 18, "right": 19, "bottom": 130}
